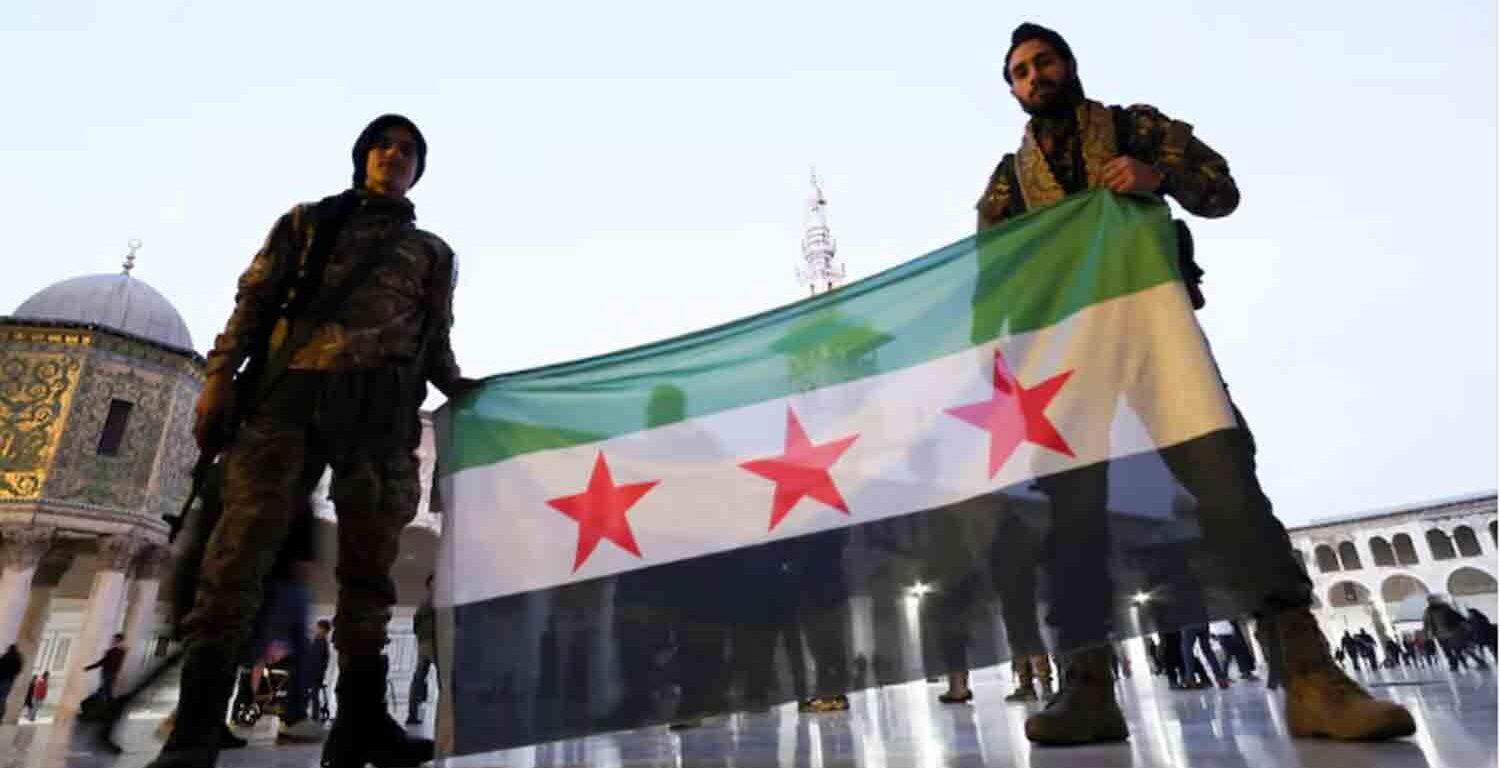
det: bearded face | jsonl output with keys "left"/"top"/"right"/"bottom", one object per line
{"left": 1007, "top": 39, "right": 1081, "bottom": 117}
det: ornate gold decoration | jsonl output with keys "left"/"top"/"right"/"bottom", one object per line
{"left": 1015, "top": 99, "right": 1119, "bottom": 212}
{"left": 0, "top": 524, "right": 56, "bottom": 570}
{"left": 0, "top": 328, "right": 93, "bottom": 348}
{"left": 97, "top": 534, "right": 143, "bottom": 572}
{"left": 0, "top": 352, "right": 82, "bottom": 499}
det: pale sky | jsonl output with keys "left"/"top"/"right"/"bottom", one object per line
{"left": 2, "top": 1, "right": 1494, "bottom": 524}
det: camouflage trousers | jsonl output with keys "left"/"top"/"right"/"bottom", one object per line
{"left": 183, "top": 369, "right": 421, "bottom": 664}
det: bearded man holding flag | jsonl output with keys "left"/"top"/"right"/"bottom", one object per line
{"left": 972, "top": 22, "right": 1415, "bottom": 746}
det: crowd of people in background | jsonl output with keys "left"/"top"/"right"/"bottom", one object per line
{"left": 1128, "top": 598, "right": 1499, "bottom": 694}
{"left": 0, "top": 570, "right": 439, "bottom": 745}
{"left": 1141, "top": 619, "right": 1261, "bottom": 691}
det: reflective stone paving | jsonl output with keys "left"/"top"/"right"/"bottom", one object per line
{"left": 2, "top": 664, "right": 1493, "bottom": 767}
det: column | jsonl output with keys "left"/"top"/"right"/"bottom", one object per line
{"left": 1354, "top": 534, "right": 1380, "bottom": 576}
{"left": 0, "top": 541, "right": 69, "bottom": 724}
{"left": 0, "top": 525, "right": 56, "bottom": 647}
{"left": 57, "top": 534, "right": 140, "bottom": 721}
{"left": 1471, "top": 514, "right": 1495, "bottom": 558}
{"left": 120, "top": 544, "right": 169, "bottom": 684}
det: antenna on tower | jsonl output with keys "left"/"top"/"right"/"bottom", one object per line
{"left": 796, "top": 166, "right": 845, "bottom": 296}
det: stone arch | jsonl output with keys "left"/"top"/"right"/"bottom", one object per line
{"left": 1328, "top": 580, "right": 1371, "bottom": 608}
{"left": 1448, "top": 566, "right": 1498, "bottom": 599}
{"left": 1369, "top": 536, "right": 1396, "bottom": 567}
{"left": 1314, "top": 544, "right": 1341, "bottom": 573}
{"left": 1453, "top": 526, "right": 1482, "bottom": 557}
{"left": 1380, "top": 574, "right": 1428, "bottom": 604}
{"left": 1337, "top": 541, "right": 1363, "bottom": 570}
{"left": 1427, "top": 529, "right": 1457, "bottom": 561}
{"left": 1392, "top": 533, "right": 1420, "bottom": 565}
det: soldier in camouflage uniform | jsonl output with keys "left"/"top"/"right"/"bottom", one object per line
{"left": 150, "top": 114, "right": 472, "bottom": 768}
{"left": 975, "top": 24, "right": 1415, "bottom": 746}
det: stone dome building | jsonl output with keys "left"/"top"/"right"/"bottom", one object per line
{"left": 0, "top": 250, "right": 442, "bottom": 724}
{"left": 13, "top": 272, "right": 195, "bottom": 353}
{"left": 0, "top": 254, "right": 202, "bottom": 721}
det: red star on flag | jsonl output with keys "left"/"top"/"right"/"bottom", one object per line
{"left": 740, "top": 406, "right": 860, "bottom": 531}
{"left": 546, "top": 452, "right": 659, "bottom": 572}
{"left": 945, "top": 348, "right": 1075, "bottom": 478}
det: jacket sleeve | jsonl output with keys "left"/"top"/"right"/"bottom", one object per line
{"left": 975, "top": 154, "right": 1018, "bottom": 232}
{"left": 1122, "top": 105, "right": 1240, "bottom": 219}
{"left": 421, "top": 234, "right": 463, "bottom": 392}
{"left": 205, "top": 207, "right": 307, "bottom": 378}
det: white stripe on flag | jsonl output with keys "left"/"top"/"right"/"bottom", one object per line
{"left": 436, "top": 283, "right": 1232, "bottom": 608}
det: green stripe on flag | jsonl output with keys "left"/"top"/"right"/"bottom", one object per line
{"left": 442, "top": 190, "right": 1181, "bottom": 475}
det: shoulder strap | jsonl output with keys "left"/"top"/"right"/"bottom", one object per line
{"left": 1004, "top": 158, "right": 1025, "bottom": 218}
{"left": 283, "top": 192, "right": 361, "bottom": 319}
{"left": 1110, "top": 106, "right": 1136, "bottom": 158}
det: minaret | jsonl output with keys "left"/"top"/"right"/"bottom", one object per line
{"left": 796, "top": 168, "right": 846, "bottom": 296}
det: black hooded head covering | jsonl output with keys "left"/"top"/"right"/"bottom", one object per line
{"left": 1003, "top": 23, "right": 1076, "bottom": 84}
{"left": 351, "top": 114, "right": 427, "bottom": 189}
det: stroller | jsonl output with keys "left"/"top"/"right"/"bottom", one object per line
{"left": 231, "top": 663, "right": 294, "bottom": 727}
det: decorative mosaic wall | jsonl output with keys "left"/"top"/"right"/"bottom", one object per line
{"left": 147, "top": 380, "right": 199, "bottom": 522}
{"left": 0, "top": 331, "right": 87, "bottom": 500}
{"left": 48, "top": 354, "right": 171, "bottom": 509}
{"left": 0, "top": 323, "right": 202, "bottom": 523}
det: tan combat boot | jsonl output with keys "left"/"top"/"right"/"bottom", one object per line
{"left": 1035, "top": 654, "right": 1055, "bottom": 697}
{"left": 1252, "top": 618, "right": 1286, "bottom": 690}
{"left": 1004, "top": 656, "right": 1037, "bottom": 702}
{"left": 1274, "top": 608, "right": 1416, "bottom": 740}
{"left": 1024, "top": 646, "right": 1128, "bottom": 746}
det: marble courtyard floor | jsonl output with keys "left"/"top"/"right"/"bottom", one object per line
{"left": 2, "top": 664, "right": 1494, "bottom": 768}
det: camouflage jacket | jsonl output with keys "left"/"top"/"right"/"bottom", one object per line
{"left": 206, "top": 191, "right": 462, "bottom": 390}
{"left": 976, "top": 99, "right": 1240, "bottom": 231}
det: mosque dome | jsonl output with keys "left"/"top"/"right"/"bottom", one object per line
{"left": 14, "top": 268, "right": 194, "bottom": 352}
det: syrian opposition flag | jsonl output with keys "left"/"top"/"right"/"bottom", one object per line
{"left": 432, "top": 190, "right": 1253, "bottom": 758}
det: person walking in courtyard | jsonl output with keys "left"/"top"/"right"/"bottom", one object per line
{"left": 84, "top": 635, "right": 127, "bottom": 702}
{"left": 1467, "top": 609, "right": 1497, "bottom": 658}
{"left": 407, "top": 576, "right": 436, "bottom": 726}
{"left": 25, "top": 671, "right": 48, "bottom": 720}
{"left": 0, "top": 645, "right": 21, "bottom": 720}
{"left": 1424, "top": 596, "right": 1488, "bottom": 671}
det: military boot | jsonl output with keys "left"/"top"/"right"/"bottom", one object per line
{"left": 144, "top": 646, "right": 237, "bottom": 768}
{"left": 1274, "top": 608, "right": 1415, "bottom": 740}
{"left": 1034, "top": 655, "right": 1055, "bottom": 698}
{"left": 1004, "top": 656, "right": 1037, "bottom": 702}
{"left": 321, "top": 656, "right": 434, "bottom": 768}
{"left": 1253, "top": 616, "right": 1286, "bottom": 690}
{"left": 1023, "top": 647, "right": 1128, "bottom": 746}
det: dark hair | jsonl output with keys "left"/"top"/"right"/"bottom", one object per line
{"left": 352, "top": 114, "right": 428, "bottom": 189}
{"left": 317, "top": 618, "right": 332, "bottom": 630}
{"left": 1003, "top": 23, "right": 1075, "bottom": 84}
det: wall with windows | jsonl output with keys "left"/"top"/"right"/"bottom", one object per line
{"left": 1289, "top": 494, "right": 1498, "bottom": 643}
